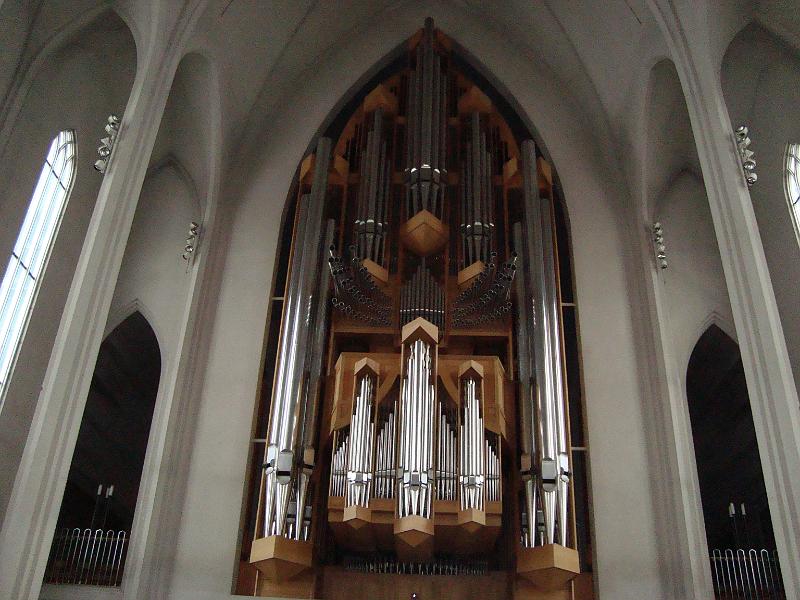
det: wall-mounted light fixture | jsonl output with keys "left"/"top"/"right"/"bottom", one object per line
{"left": 182, "top": 221, "right": 201, "bottom": 263}
{"left": 94, "top": 115, "right": 120, "bottom": 173}
{"left": 653, "top": 222, "right": 667, "bottom": 270}
{"left": 735, "top": 125, "right": 757, "bottom": 187}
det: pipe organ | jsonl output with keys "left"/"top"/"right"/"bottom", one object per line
{"left": 247, "top": 18, "right": 587, "bottom": 600}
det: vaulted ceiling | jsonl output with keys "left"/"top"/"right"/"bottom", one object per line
{"left": 2, "top": 0, "right": 798, "bottom": 194}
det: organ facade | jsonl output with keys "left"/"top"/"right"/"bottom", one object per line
{"left": 243, "top": 19, "right": 587, "bottom": 600}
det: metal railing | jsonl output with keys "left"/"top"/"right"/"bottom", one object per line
{"left": 710, "top": 548, "right": 785, "bottom": 599}
{"left": 44, "top": 528, "right": 128, "bottom": 586}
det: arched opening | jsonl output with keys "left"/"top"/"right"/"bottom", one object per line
{"left": 687, "top": 325, "right": 784, "bottom": 598}
{"left": 0, "top": 8, "right": 138, "bottom": 520}
{"left": 43, "top": 311, "right": 160, "bottom": 587}
{"left": 235, "top": 18, "right": 592, "bottom": 600}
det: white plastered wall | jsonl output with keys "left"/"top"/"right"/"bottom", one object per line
{"left": 163, "top": 5, "right": 668, "bottom": 600}
{"left": 721, "top": 22, "right": 800, "bottom": 389}
{"left": 38, "top": 47, "right": 217, "bottom": 600}
{"left": 656, "top": 171, "right": 735, "bottom": 369}
{"left": 0, "top": 13, "right": 136, "bottom": 520}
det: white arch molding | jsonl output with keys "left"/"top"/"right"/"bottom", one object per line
{"left": 188, "top": 9, "right": 666, "bottom": 600}
{"left": 0, "top": 3, "right": 214, "bottom": 599}
{"left": 648, "top": 1, "right": 800, "bottom": 597}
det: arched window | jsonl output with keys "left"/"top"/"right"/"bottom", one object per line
{"left": 785, "top": 143, "right": 800, "bottom": 240}
{"left": 0, "top": 129, "right": 76, "bottom": 399}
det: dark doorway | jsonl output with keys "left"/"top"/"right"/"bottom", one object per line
{"left": 687, "top": 324, "right": 784, "bottom": 597}
{"left": 44, "top": 311, "right": 160, "bottom": 586}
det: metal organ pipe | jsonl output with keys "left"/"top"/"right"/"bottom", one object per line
{"left": 513, "top": 222, "right": 538, "bottom": 547}
{"left": 355, "top": 108, "right": 390, "bottom": 266}
{"left": 405, "top": 17, "right": 447, "bottom": 218}
{"left": 262, "top": 137, "right": 332, "bottom": 539}
{"left": 293, "top": 218, "right": 336, "bottom": 540}
{"left": 397, "top": 339, "right": 436, "bottom": 518}
{"left": 347, "top": 373, "right": 376, "bottom": 507}
{"left": 459, "top": 376, "right": 485, "bottom": 511}
{"left": 461, "top": 112, "right": 494, "bottom": 266}
{"left": 435, "top": 403, "right": 457, "bottom": 501}
{"left": 517, "top": 139, "right": 571, "bottom": 547}
{"left": 400, "top": 262, "right": 445, "bottom": 330}
{"left": 373, "top": 396, "right": 397, "bottom": 499}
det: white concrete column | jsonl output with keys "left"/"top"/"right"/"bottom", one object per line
{"left": 0, "top": 4, "right": 207, "bottom": 599}
{"left": 648, "top": 2, "right": 800, "bottom": 596}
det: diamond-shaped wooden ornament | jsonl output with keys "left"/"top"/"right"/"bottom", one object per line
{"left": 343, "top": 504, "right": 372, "bottom": 530}
{"left": 400, "top": 209, "right": 448, "bottom": 256}
{"left": 249, "top": 535, "right": 312, "bottom": 582}
{"left": 456, "top": 508, "right": 486, "bottom": 534}
{"left": 394, "top": 515, "right": 434, "bottom": 561}
{"left": 517, "top": 544, "right": 580, "bottom": 590}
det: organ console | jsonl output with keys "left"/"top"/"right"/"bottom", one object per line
{"left": 245, "top": 18, "right": 586, "bottom": 600}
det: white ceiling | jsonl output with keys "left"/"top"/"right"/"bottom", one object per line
{"left": 3, "top": 0, "right": 798, "bottom": 190}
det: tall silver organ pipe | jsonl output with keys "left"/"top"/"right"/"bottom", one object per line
{"left": 461, "top": 112, "right": 494, "bottom": 266}
{"left": 513, "top": 221, "right": 538, "bottom": 547}
{"left": 405, "top": 17, "right": 447, "bottom": 218}
{"left": 517, "top": 139, "right": 571, "bottom": 547}
{"left": 459, "top": 376, "right": 485, "bottom": 511}
{"left": 346, "top": 373, "right": 376, "bottom": 507}
{"left": 355, "top": 108, "right": 390, "bottom": 266}
{"left": 397, "top": 339, "right": 436, "bottom": 518}
{"left": 262, "top": 137, "right": 332, "bottom": 538}
{"left": 293, "top": 218, "right": 336, "bottom": 539}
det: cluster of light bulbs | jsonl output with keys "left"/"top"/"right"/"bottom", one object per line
{"left": 735, "top": 125, "right": 757, "bottom": 187}
{"left": 653, "top": 222, "right": 667, "bottom": 270}
{"left": 182, "top": 221, "right": 201, "bottom": 262}
{"left": 94, "top": 115, "right": 120, "bottom": 173}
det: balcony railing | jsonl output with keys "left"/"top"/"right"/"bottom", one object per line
{"left": 710, "top": 548, "right": 785, "bottom": 599}
{"left": 44, "top": 528, "right": 128, "bottom": 586}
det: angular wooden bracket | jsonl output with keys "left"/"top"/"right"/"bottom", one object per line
{"left": 249, "top": 535, "right": 312, "bottom": 582}
{"left": 517, "top": 544, "right": 580, "bottom": 590}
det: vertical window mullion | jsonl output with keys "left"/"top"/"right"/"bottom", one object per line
{"left": 14, "top": 161, "right": 58, "bottom": 261}
{"left": 29, "top": 151, "right": 70, "bottom": 279}
{"left": 18, "top": 159, "right": 61, "bottom": 271}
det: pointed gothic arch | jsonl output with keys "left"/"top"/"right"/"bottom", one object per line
{"left": 44, "top": 311, "right": 161, "bottom": 587}
{"left": 235, "top": 19, "right": 592, "bottom": 599}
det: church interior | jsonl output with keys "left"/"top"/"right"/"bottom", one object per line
{"left": 0, "top": 2, "right": 798, "bottom": 600}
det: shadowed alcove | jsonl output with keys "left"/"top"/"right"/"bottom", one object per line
{"left": 44, "top": 311, "right": 160, "bottom": 585}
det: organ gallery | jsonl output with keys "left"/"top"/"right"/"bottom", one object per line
{"left": 241, "top": 19, "right": 589, "bottom": 600}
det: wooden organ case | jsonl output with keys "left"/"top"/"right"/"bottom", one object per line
{"left": 243, "top": 18, "right": 591, "bottom": 600}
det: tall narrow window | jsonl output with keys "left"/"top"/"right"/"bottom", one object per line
{"left": 0, "top": 130, "right": 76, "bottom": 398}
{"left": 785, "top": 143, "right": 800, "bottom": 240}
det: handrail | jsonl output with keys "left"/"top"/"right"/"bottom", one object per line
{"left": 710, "top": 548, "right": 785, "bottom": 599}
{"left": 44, "top": 528, "right": 128, "bottom": 587}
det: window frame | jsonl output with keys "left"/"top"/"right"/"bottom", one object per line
{"left": 0, "top": 129, "right": 77, "bottom": 403}
{"left": 783, "top": 142, "right": 800, "bottom": 247}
